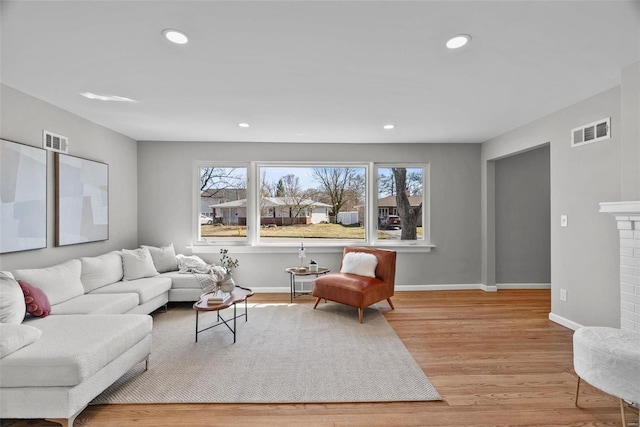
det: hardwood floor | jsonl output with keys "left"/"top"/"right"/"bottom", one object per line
{"left": 3, "top": 290, "right": 635, "bottom": 426}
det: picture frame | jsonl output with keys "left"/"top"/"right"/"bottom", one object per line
{"left": 55, "top": 152, "right": 109, "bottom": 246}
{"left": 0, "top": 139, "right": 48, "bottom": 253}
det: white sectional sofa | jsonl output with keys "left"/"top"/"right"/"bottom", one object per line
{"left": 0, "top": 244, "right": 205, "bottom": 427}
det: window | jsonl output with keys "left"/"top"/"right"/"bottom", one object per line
{"left": 197, "top": 163, "right": 248, "bottom": 243}
{"left": 258, "top": 165, "right": 367, "bottom": 242}
{"left": 195, "top": 162, "right": 429, "bottom": 247}
{"left": 376, "top": 166, "right": 426, "bottom": 242}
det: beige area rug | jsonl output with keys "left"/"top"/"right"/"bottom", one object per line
{"left": 92, "top": 302, "right": 440, "bottom": 404}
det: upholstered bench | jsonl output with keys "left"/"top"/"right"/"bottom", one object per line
{"left": 573, "top": 326, "right": 640, "bottom": 425}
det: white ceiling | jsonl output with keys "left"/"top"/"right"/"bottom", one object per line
{"left": 1, "top": 1, "right": 639, "bottom": 144}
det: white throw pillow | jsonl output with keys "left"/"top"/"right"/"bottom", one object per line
{"left": 0, "top": 323, "right": 42, "bottom": 358}
{"left": 340, "top": 252, "right": 378, "bottom": 278}
{"left": 142, "top": 243, "right": 178, "bottom": 273}
{"left": 80, "top": 251, "right": 124, "bottom": 292}
{"left": 122, "top": 247, "right": 159, "bottom": 281}
{"left": 0, "top": 272, "right": 26, "bottom": 324}
{"left": 12, "top": 259, "right": 84, "bottom": 306}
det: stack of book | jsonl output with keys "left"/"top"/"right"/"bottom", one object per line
{"left": 207, "top": 290, "right": 230, "bottom": 304}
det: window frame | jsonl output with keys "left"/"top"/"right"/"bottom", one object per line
{"left": 193, "top": 161, "right": 250, "bottom": 245}
{"left": 254, "top": 161, "right": 370, "bottom": 246}
{"left": 371, "top": 163, "right": 430, "bottom": 246}
{"left": 193, "top": 161, "right": 432, "bottom": 249}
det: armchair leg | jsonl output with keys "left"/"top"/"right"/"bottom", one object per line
{"left": 387, "top": 298, "right": 395, "bottom": 310}
{"left": 313, "top": 297, "right": 322, "bottom": 309}
{"left": 358, "top": 308, "right": 363, "bottom": 323}
{"left": 575, "top": 376, "right": 581, "bottom": 407}
{"left": 620, "top": 399, "right": 626, "bottom": 426}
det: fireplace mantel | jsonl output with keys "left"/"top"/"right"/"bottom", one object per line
{"left": 600, "top": 201, "right": 640, "bottom": 215}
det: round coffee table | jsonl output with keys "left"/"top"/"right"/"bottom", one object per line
{"left": 192, "top": 285, "right": 254, "bottom": 343}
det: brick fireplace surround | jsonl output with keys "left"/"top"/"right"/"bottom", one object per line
{"left": 600, "top": 201, "right": 640, "bottom": 333}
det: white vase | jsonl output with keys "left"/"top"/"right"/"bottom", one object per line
{"left": 220, "top": 275, "right": 235, "bottom": 292}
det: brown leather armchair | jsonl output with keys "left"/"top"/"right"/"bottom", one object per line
{"left": 312, "top": 246, "right": 397, "bottom": 323}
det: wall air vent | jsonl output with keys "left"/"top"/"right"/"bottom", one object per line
{"left": 571, "top": 117, "right": 610, "bottom": 148}
{"left": 42, "top": 130, "right": 69, "bottom": 153}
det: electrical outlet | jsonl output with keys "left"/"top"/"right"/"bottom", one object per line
{"left": 560, "top": 289, "right": 567, "bottom": 302}
{"left": 560, "top": 215, "right": 568, "bottom": 227}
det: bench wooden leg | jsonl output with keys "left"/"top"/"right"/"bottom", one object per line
{"left": 387, "top": 298, "right": 395, "bottom": 310}
{"left": 313, "top": 297, "right": 322, "bottom": 309}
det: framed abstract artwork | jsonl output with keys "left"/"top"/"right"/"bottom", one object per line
{"left": 55, "top": 152, "right": 109, "bottom": 246}
{"left": 0, "top": 139, "right": 48, "bottom": 253}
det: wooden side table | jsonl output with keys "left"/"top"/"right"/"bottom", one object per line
{"left": 285, "top": 267, "right": 330, "bottom": 303}
{"left": 192, "top": 286, "right": 254, "bottom": 343}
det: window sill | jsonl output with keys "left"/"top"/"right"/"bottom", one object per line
{"left": 189, "top": 243, "right": 434, "bottom": 254}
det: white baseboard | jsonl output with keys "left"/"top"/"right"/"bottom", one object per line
{"left": 497, "top": 283, "right": 551, "bottom": 290}
{"left": 549, "top": 312, "right": 583, "bottom": 331}
{"left": 395, "top": 283, "right": 480, "bottom": 292}
{"left": 252, "top": 287, "right": 290, "bottom": 293}
{"left": 256, "top": 284, "right": 489, "bottom": 293}
{"left": 254, "top": 284, "right": 543, "bottom": 293}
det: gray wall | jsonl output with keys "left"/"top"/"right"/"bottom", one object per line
{"left": 482, "top": 86, "right": 626, "bottom": 328}
{"left": 621, "top": 62, "right": 640, "bottom": 201}
{"left": 137, "top": 141, "right": 482, "bottom": 289}
{"left": 0, "top": 85, "right": 139, "bottom": 271}
{"left": 495, "top": 145, "right": 550, "bottom": 284}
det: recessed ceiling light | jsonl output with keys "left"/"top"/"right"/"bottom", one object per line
{"left": 238, "top": 122, "right": 250, "bottom": 128}
{"left": 446, "top": 34, "right": 471, "bottom": 49}
{"left": 383, "top": 124, "right": 395, "bottom": 130}
{"left": 162, "top": 29, "right": 189, "bottom": 45}
{"left": 80, "top": 92, "right": 137, "bottom": 102}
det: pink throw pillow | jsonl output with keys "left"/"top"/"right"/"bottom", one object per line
{"left": 18, "top": 280, "right": 51, "bottom": 318}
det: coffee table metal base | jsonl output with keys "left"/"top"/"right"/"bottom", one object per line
{"left": 194, "top": 300, "right": 248, "bottom": 343}
{"left": 193, "top": 286, "right": 254, "bottom": 343}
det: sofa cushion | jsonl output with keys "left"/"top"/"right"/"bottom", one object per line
{"left": 0, "top": 314, "right": 152, "bottom": 387}
{"left": 0, "top": 323, "right": 42, "bottom": 358}
{"left": 51, "top": 293, "right": 139, "bottom": 315}
{"left": 90, "top": 277, "right": 172, "bottom": 304}
{"left": 12, "top": 259, "right": 84, "bottom": 306}
{"left": 340, "top": 252, "right": 378, "bottom": 278}
{"left": 18, "top": 280, "right": 51, "bottom": 318}
{"left": 80, "top": 251, "right": 124, "bottom": 293}
{"left": 158, "top": 271, "right": 203, "bottom": 290}
{"left": 122, "top": 247, "right": 158, "bottom": 281}
{"left": 0, "top": 272, "right": 26, "bottom": 324}
{"left": 142, "top": 243, "right": 178, "bottom": 273}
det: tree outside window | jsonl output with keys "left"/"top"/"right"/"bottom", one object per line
{"left": 377, "top": 166, "right": 424, "bottom": 241}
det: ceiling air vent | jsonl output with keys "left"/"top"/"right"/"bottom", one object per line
{"left": 571, "top": 117, "right": 610, "bottom": 148}
{"left": 42, "top": 130, "right": 68, "bottom": 153}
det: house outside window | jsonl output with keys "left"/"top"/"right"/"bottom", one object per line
{"left": 257, "top": 165, "right": 366, "bottom": 242}
{"left": 197, "top": 163, "right": 248, "bottom": 243}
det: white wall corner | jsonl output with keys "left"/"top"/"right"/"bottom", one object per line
{"left": 480, "top": 283, "right": 498, "bottom": 292}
